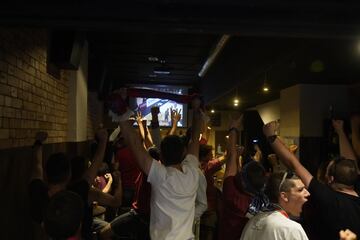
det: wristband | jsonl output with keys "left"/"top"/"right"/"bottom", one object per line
{"left": 267, "top": 135, "right": 277, "bottom": 143}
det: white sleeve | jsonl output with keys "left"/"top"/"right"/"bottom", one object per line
{"left": 183, "top": 154, "right": 199, "bottom": 169}
{"left": 147, "top": 159, "right": 166, "bottom": 185}
{"left": 287, "top": 226, "right": 309, "bottom": 240}
{"left": 194, "top": 170, "right": 208, "bottom": 220}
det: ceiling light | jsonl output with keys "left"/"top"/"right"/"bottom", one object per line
{"left": 207, "top": 126, "right": 212, "bottom": 130}
{"left": 153, "top": 66, "right": 170, "bottom": 75}
{"left": 234, "top": 99, "right": 239, "bottom": 104}
{"left": 263, "top": 72, "right": 270, "bottom": 93}
{"left": 148, "top": 56, "right": 159, "bottom": 62}
{"left": 211, "top": 109, "right": 215, "bottom": 113}
{"left": 234, "top": 103, "right": 238, "bottom": 107}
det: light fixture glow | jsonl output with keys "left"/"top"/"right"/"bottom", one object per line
{"left": 233, "top": 99, "right": 239, "bottom": 104}
{"left": 263, "top": 87, "right": 269, "bottom": 92}
{"left": 207, "top": 126, "right": 212, "bottom": 130}
{"left": 234, "top": 103, "right": 239, "bottom": 107}
{"left": 211, "top": 109, "right": 215, "bottom": 113}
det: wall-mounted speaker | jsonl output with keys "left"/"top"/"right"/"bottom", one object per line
{"left": 48, "top": 31, "right": 85, "bottom": 70}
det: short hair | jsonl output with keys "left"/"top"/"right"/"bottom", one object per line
{"left": 199, "top": 144, "right": 212, "bottom": 161}
{"left": 328, "top": 158, "right": 358, "bottom": 186}
{"left": 46, "top": 153, "right": 71, "bottom": 184}
{"left": 44, "top": 190, "right": 84, "bottom": 239}
{"left": 236, "top": 161, "right": 266, "bottom": 194}
{"left": 148, "top": 146, "right": 161, "bottom": 161}
{"left": 160, "top": 135, "right": 185, "bottom": 166}
{"left": 265, "top": 171, "right": 299, "bottom": 203}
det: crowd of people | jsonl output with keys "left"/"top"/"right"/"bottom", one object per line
{"left": 28, "top": 91, "right": 360, "bottom": 240}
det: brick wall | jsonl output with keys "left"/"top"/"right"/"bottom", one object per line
{"left": 0, "top": 27, "right": 69, "bottom": 149}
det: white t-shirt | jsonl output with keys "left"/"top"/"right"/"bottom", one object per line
{"left": 240, "top": 211, "right": 309, "bottom": 240}
{"left": 195, "top": 168, "right": 207, "bottom": 220}
{"left": 147, "top": 154, "right": 200, "bottom": 240}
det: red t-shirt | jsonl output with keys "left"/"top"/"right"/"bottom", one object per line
{"left": 115, "top": 147, "right": 141, "bottom": 189}
{"left": 131, "top": 172, "right": 151, "bottom": 216}
{"left": 218, "top": 176, "right": 252, "bottom": 240}
{"left": 202, "top": 159, "right": 223, "bottom": 211}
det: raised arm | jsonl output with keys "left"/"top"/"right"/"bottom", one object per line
{"left": 119, "top": 112, "right": 153, "bottom": 175}
{"left": 31, "top": 131, "right": 48, "bottom": 181}
{"left": 224, "top": 116, "right": 241, "bottom": 178}
{"left": 102, "top": 173, "right": 113, "bottom": 193}
{"left": 333, "top": 119, "right": 357, "bottom": 162}
{"left": 136, "top": 111, "right": 146, "bottom": 143}
{"left": 168, "top": 109, "right": 181, "bottom": 136}
{"left": 200, "top": 110, "right": 211, "bottom": 142}
{"left": 84, "top": 129, "right": 108, "bottom": 185}
{"left": 187, "top": 98, "right": 201, "bottom": 158}
{"left": 89, "top": 171, "right": 122, "bottom": 208}
{"left": 263, "top": 121, "right": 313, "bottom": 188}
{"left": 351, "top": 114, "right": 360, "bottom": 160}
{"left": 150, "top": 106, "right": 161, "bottom": 148}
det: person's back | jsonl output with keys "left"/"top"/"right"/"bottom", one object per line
{"left": 241, "top": 211, "right": 308, "bottom": 240}
{"left": 308, "top": 177, "right": 360, "bottom": 239}
{"left": 147, "top": 137, "right": 200, "bottom": 240}
{"left": 117, "top": 96, "right": 203, "bottom": 240}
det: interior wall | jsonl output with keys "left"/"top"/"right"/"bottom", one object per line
{"left": 255, "top": 99, "right": 280, "bottom": 124}
{"left": 0, "top": 28, "right": 98, "bottom": 240}
{"left": 0, "top": 28, "right": 69, "bottom": 149}
{"left": 67, "top": 41, "right": 88, "bottom": 142}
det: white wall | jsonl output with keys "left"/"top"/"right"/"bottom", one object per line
{"left": 256, "top": 99, "right": 280, "bottom": 124}
{"left": 67, "top": 41, "right": 88, "bottom": 142}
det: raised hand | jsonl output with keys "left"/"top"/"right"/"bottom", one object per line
{"left": 136, "top": 111, "right": 143, "bottom": 124}
{"left": 332, "top": 119, "right": 344, "bottom": 133}
{"left": 229, "top": 114, "right": 243, "bottom": 131}
{"left": 35, "top": 131, "right": 48, "bottom": 143}
{"left": 171, "top": 109, "right": 182, "bottom": 123}
{"left": 192, "top": 97, "right": 201, "bottom": 110}
{"left": 151, "top": 106, "right": 160, "bottom": 116}
{"left": 339, "top": 229, "right": 357, "bottom": 240}
{"left": 263, "top": 121, "right": 278, "bottom": 137}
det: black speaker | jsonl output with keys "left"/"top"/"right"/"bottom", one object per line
{"left": 49, "top": 31, "right": 85, "bottom": 70}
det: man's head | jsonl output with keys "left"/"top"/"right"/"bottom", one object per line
{"left": 46, "top": 153, "right": 71, "bottom": 185}
{"left": 160, "top": 135, "right": 185, "bottom": 166}
{"left": 327, "top": 158, "right": 358, "bottom": 187}
{"left": 235, "top": 161, "right": 266, "bottom": 195}
{"left": 44, "top": 190, "right": 83, "bottom": 239}
{"left": 199, "top": 144, "right": 213, "bottom": 163}
{"left": 265, "top": 171, "right": 310, "bottom": 217}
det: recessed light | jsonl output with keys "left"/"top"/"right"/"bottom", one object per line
{"left": 148, "top": 56, "right": 159, "bottom": 62}
{"left": 263, "top": 87, "right": 269, "bottom": 92}
{"left": 211, "top": 109, "right": 215, "bottom": 113}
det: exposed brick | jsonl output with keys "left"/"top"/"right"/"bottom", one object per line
{"left": 0, "top": 63, "right": 7, "bottom": 78}
{"left": 0, "top": 71, "right": 7, "bottom": 84}
{"left": 0, "top": 139, "right": 11, "bottom": 149}
{"left": 5, "top": 96, "right": 11, "bottom": 107}
{"left": 10, "top": 87, "right": 17, "bottom": 97}
{"left": 7, "top": 64, "right": 15, "bottom": 76}
{"left": 7, "top": 75, "right": 20, "bottom": 88}
{"left": 0, "top": 129, "right": 10, "bottom": 139}
{"left": 2, "top": 118, "right": 9, "bottom": 128}
{"left": 0, "top": 83, "right": 11, "bottom": 96}
{"left": 0, "top": 95, "right": 4, "bottom": 106}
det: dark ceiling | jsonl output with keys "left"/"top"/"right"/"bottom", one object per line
{"left": 1, "top": 1, "right": 360, "bottom": 110}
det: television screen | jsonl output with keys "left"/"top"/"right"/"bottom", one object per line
{"left": 129, "top": 86, "right": 188, "bottom": 127}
